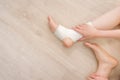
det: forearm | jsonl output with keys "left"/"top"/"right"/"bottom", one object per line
{"left": 96, "top": 30, "right": 120, "bottom": 39}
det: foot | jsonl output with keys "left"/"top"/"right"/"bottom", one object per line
{"left": 48, "top": 16, "right": 58, "bottom": 32}
{"left": 48, "top": 16, "right": 73, "bottom": 48}
{"left": 88, "top": 73, "right": 108, "bottom": 80}
{"left": 85, "top": 42, "right": 118, "bottom": 79}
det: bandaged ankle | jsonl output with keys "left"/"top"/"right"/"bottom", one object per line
{"left": 54, "top": 22, "right": 94, "bottom": 42}
{"left": 54, "top": 25, "right": 82, "bottom": 42}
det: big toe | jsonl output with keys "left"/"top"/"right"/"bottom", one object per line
{"left": 85, "top": 42, "right": 97, "bottom": 48}
{"left": 89, "top": 73, "right": 97, "bottom": 78}
{"left": 48, "top": 16, "right": 52, "bottom": 21}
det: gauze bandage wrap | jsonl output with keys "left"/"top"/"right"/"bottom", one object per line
{"left": 54, "top": 25, "right": 82, "bottom": 42}
{"left": 54, "top": 22, "right": 93, "bottom": 42}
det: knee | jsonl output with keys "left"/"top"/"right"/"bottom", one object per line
{"left": 63, "top": 38, "right": 73, "bottom": 48}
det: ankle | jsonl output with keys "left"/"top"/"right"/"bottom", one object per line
{"left": 100, "top": 58, "right": 118, "bottom": 69}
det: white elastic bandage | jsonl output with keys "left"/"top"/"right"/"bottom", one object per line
{"left": 54, "top": 22, "right": 93, "bottom": 42}
{"left": 54, "top": 25, "right": 82, "bottom": 42}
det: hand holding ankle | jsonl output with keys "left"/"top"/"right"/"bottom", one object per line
{"left": 73, "top": 24, "right": 99, "bottom": 41}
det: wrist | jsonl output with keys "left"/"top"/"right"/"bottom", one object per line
{"left": 94, "top": 30, "right": 102, "bottom": 38}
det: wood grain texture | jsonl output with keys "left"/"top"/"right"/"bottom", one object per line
{"left": 0, "top": 0, "right": 120, "bottom": 80}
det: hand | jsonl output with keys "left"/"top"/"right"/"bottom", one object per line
{"left": 73, "top": 24, "right": 99, "bottom": 41}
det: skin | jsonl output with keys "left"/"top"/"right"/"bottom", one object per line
{"left": 48, "top": 16, "right": 119, "bottom": 79}
{"left": 85, "top": 42, "right": 118, "bottom": 80}
{"left": 48, "top": 6, "right": 120, "bottom": 79}
{"left": 73, "top": 7, "right": 120, "bottom": 41}
{"left": 48, "top": 16, "right": 74, "bottom": 48}
{"left": 73, "top": 24, "right": 120, "bottom": 41}
{"left": 48, "top": 7, "right": 120, "bottom": 46}
{"left": 72, "top": 7, "right": 120, "bottom": 79}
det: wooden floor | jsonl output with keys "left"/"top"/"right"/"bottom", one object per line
{"left": 0, "top": 0, "right": 120, "bottom": 80}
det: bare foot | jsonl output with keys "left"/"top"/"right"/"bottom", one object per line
{"left": 48, "top": 16, "right": 58, "bottom": 32}
{"left": 85, "top": 42, "right": 118, "bottom": 79}
{"left": 48, "top": 16, "right": 73, "bottom": 47}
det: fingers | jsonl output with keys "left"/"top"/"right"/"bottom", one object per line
{"left": 73, "top": 27, "right": 82, "bottom": 32}
{"left": 72, "top": 25, "right": 80, "bottom": 30}
{"left": 72, "top": 24, "right": 91, "bottom": 42}
{"left": 72, "top": 23, "right": 89, "bottom": 30}
{"left": 76, "top": 25, "right": 83, "bottom": 29}
{"left": 73, "top": 25, "right": 84, "bottom": 29}
{"left": 72, "top": 24, "right": 87, "bottom": 33}
{"left": 73, "top": 25, "right": 87, "bottom": 42}
{"left": 77, "top": 37, "right": 87, "bottom": 41}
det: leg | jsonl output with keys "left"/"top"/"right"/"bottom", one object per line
{"left": 85, "top": 42, "right": 118, "bottom": 80}
{"left": 73, "top": 7, "right": 120, "bottom": 41}
{"left": 48, "top": 16, "right": 74, "bottom": 47}
{"left": 92, "top": 7, "right": 120, "bottom": 30}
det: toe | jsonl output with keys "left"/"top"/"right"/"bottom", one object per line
{"left": 88, "top": 77, "right": 95, "bottom": 80}
{"left": 84, "top": 42, "right": 94, "bottom": 48}
{"left": 48, "top": 16, "right": 51, "bottom": 21}
{"left": 89, "top": 75, "right": 97, "bottom": 79}
{"left": 48, "top": 16, "right": 54, "bottom": 22}
{"left": 84, "top": 42, "right": 98, "bottom": 49}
